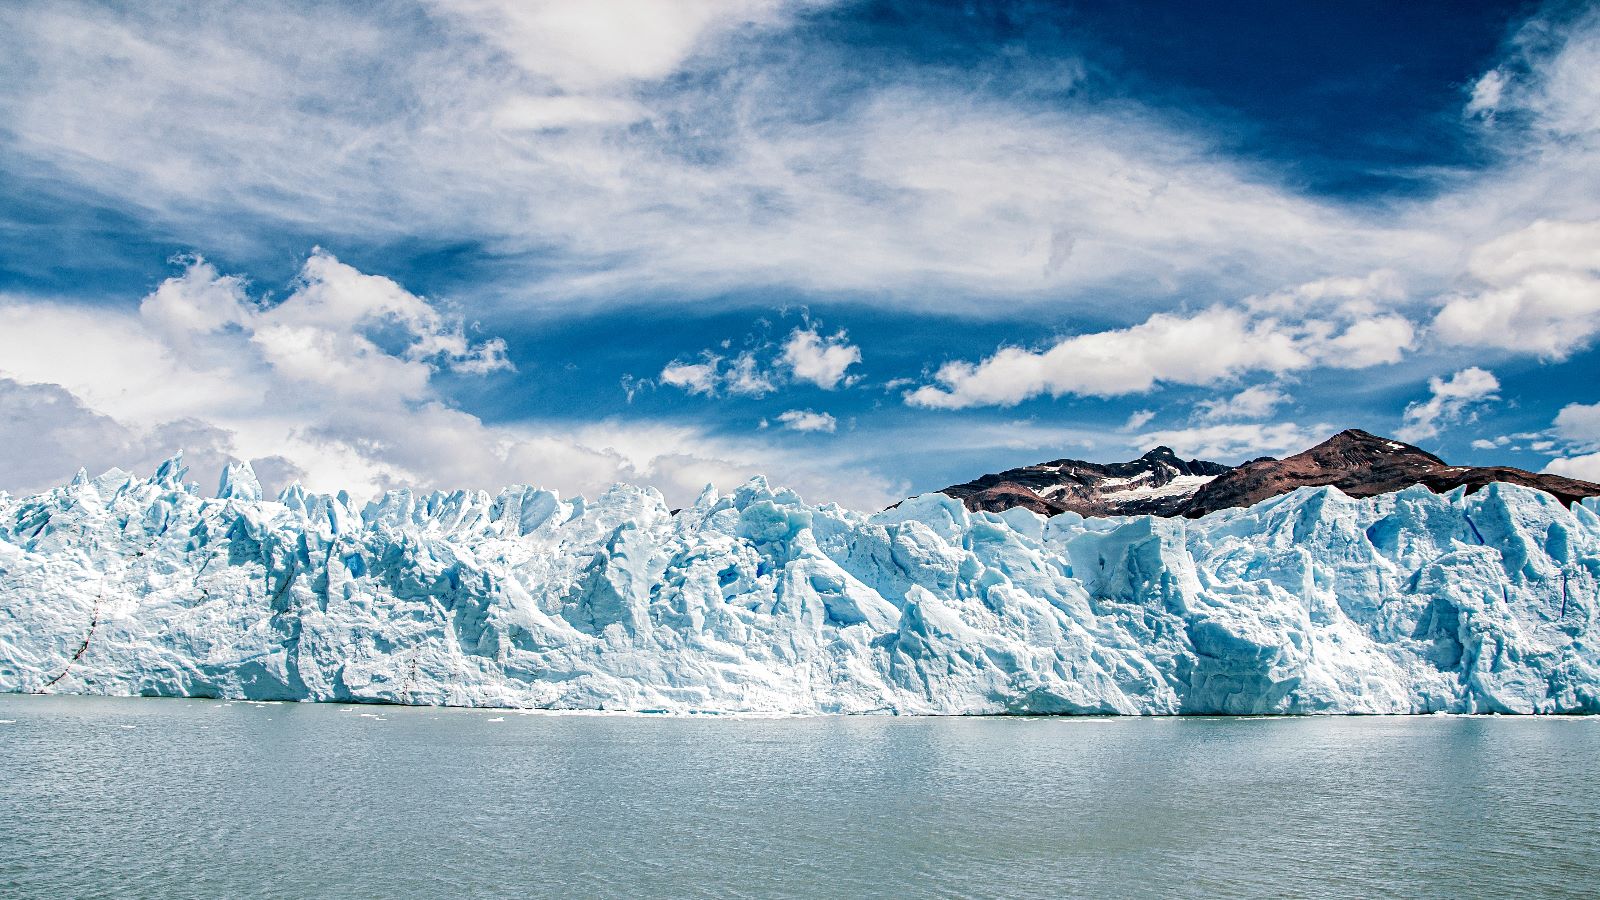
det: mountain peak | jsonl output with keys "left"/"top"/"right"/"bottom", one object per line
{"left": 1182, "top": 430, "right": 1587, "bottom": 516}
{"left": 1140, "top": 445, "right": 1180, "bottom": 461}
{"left": 937, "top": 445, "right": 1230, "bottom": 517}
{"left": 934, "top": 430, "right": 1600, "bottom": 519}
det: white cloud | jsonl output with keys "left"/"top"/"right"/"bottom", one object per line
{"left": 658, "top": 353, "right": 777, "bottom": 398}
{"left": 658, "top": 324, "right": 859, "bottom": 398}
{"left": 1, "top": 0, "right": 1596, "bottom": 328}
{"left": 724, "top": 351, "right": 776, "bottom": 397}
{"left": 1322, "top": 315, "right": 1416, "bottom": 367}
{"left": 1431, "top": 220, "right": 1600, "bottom": 358}
{"left": 0, "top": 256, "right": 901, "bottom": 509}
{"left": 1545, "top": 452, "right": 1600, "bottom": 482}
{"left": 1466, "top": 68, "right": 1508, "bottom": 119}
{"left": 659, "top": 359, "right": 721, "bottom": 396}
{"left": 1540, "top": 401, "right": 1600, "bottom": 482}
{"left": 1122, "top": 409, "right": 1155, "bottom": 430}
{"left": 776, "top": 409, "right": 836, "bottom": 433}
{"left": 1552, "top": 401, "right": 1600, "bottom": 448}
{"left": 425, "top": 0, "right": 806, "bottom": 90}
{"left": 904, "top": 304, "right": 1409, "bottom": 410}
{"left": 0, "top": 2, "right": 1458, "bottom": 312}
{"left": 907, "top": 309, "right": 1296, "bottom": 409}
{"left": 1500, "top": 9, "right": 1600, "bottom": 139}
{"left": 780, "top": 328, "right": 861, "bottom": 390}
{"left": 1197, "top": 385, "right": 1289, "bottom": 422}
{"left": 1135, "top": 422, "right": 1332, "bottom": 462}
{"left": 137, "top": 249, "right": 511, "bottom": 407}
{"left": 492, "top": 95, "right": 651, "bottom": 131}
{"left": 1244, "top": 269, "right": 1406, "bottom": 316}
{"left": 1396, "top": 367, "right": 1501, "bottom": 442}
{"left": 1, "top": 3, "right": 1599, "bottom": 504}
{"left": 139, "top": 256, "right": 252, "bottom": 340}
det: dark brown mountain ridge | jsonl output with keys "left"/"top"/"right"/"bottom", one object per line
{"left": 935, "top": 428, "right": 1600, "bottom": 519}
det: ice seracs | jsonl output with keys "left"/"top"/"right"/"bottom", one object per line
{"left": 1, "top": 453, "right": 1598, "bottom": 715}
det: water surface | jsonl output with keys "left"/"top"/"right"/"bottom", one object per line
{"left": 2, "top": 695, "right": 1597, "bottom": 898}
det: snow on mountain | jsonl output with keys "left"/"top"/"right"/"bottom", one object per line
{"left": 940, "top": 446, "right": 1230, "bottom": 517}
{"left": 3, "top": 454, "right": 1599, "bottom": 715}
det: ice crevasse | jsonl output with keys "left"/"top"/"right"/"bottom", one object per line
{"left": 2, "top": 454, "right": 1598, "bottom": 715}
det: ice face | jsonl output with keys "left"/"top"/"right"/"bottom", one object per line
{"left": 1, "top": 458, "right": 1597, "bottom": 715}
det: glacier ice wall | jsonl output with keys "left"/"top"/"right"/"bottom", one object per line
{"left": 2, "top": 456, "right": 1599, "bottom": 714}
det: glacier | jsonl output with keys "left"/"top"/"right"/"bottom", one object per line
{"left": 2, "top": 455, "right": 1598, "bottom": 715}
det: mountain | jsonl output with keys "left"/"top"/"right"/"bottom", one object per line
{"left": 1182, "top": 428, "right": 1600, "bottom": 516}
{"left": 939, "top": 446, "right": 1231, "bottom": 517}
{"left": 3, "top": 455, "right": 1599, "bottom": 715}
{"left": 938, "top": 429, "right": 1600, "bottom": 518}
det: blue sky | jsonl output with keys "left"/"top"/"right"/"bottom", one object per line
{"left": 1, "top": 0, "right": 1598, "bottom": 508}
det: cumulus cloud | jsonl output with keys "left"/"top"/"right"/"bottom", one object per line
{"left": 1540, "top": 401, "right": 1600, "bottom": 482}
{"left": 0, "top": 255, "right": 901, "bottom": 508}
{"left": 1396, "top": 367, "right": 1501, "bottom": 442}
{"left": 1431, "top": 220, "right": 1600, "bottom": 358}
{"left": 1552, "top": 400, "right": 1600, "bottom": 448}
{"left": 776, "top": 409, "right": 837, "bottom": 433}
{"left": 1196, "top": 385, "right": 1289, "bottom": 422}
{"left": 660, "top": 324, "right": 860, "bottom": 398}
{"left": 904, "top": 304, "right": 1408, "bottom": 410}
{"left": 658, "top": 350, "right": 776, "bottom": 398}
{"left": 1322, "top": 315, "right": 1417, "bottom": 367}
{"left": 1545, "top": 453, "right": 1600, "bottom": 482}
{"left": 907, "top": 309, "right": 1294, "bottom": 409}
{"left": 659, "top": 359, "right": 721, "bottom": 396}
{"left": 781, "top": 328, "right": 862, "bottom": 390}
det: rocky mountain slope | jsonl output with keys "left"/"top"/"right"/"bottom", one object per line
{"left": 3, "top": 455, "right": 1600, "bottom": 714}
{"left": 939, "top": 429, "right": 1600, "bottom": 518}
{"left": 939, "top": 446, "right": 1230, "bottom": 517}
{"left": 1184, "top": 429, "right": 1600, "bottom": 516}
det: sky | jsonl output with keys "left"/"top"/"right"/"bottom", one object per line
{"left": 1, "top": 0, "right": 1598, "bottom": 510}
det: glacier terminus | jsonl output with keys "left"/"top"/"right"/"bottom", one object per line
{"left": 2, "top": 455, "right": 1598, "bottom": 716}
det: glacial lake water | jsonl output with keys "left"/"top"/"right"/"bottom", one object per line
{"left": 2, "top": 696, "right": 1598, "bottom": 899}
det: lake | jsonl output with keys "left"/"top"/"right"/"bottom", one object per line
{"left": 2, "top": 695, "right": 1597, "bottom": 898}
